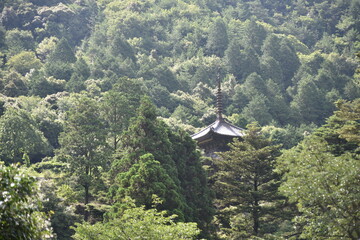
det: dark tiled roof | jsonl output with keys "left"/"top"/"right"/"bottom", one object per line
{"left": 191, "top": 118, "right": 245, "bottom": 142}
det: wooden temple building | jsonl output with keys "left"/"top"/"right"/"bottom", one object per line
{"left": 191, "top": 79, "right": 245, "bottom": 157}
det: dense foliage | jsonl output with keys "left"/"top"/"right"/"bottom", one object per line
{"left": 277, "top": 99, "right": 360, "bottom": 240}
{"left": 213, "top": 123, "right": 287, "bottom": 239}
{"left": 0, "top": 0, "right": 359, "bottom": 239}
{"left": 0, "top": 163, "right": 52, "bottom": 239}
{"left": 72, "top": 197, "right": 200, "bottom": 240}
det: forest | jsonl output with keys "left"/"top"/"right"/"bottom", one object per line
{"left": 0, "top": 0, "right": 359, "bottom": 239}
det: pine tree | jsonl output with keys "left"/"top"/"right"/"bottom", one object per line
{"left": 58, "top": 94, "right": 107, "bottom": 209}
{"left": 44, "top": 38, "right": 76, "bottom": 81}
{"left": 47, "top": 38, "right": 76, "bottom": 63}
{"left": 224, "top": 40, "right": 243, "bottom": 80}
{"left": 213, "top": 123, "right": 286, "bottom": 238}
{"left": 206, "top": 18, "right": 229, "bottom": 57}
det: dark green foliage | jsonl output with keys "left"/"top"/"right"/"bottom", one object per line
{"left": 110, "top": 33, "right": 136, "bottom": 62}
{"left": 0, "top": 99, "right": 5, "bottom": 117}
{"left": 259, "top": 55, "right": 283, "bottom": 85}
{"left": 213, "top": 123, "right": 288, "bottom": 238}
{"left": 113, "top": 153, "right": 186, "bottom": 219}
{"left": 111, "top": 96, "right": 177, "bottom": 180}
{"left": 101, "top": 78, "right": 143, "bottom": 151}
{"left": 290, "top": 77, "right": 328, "bottom": 124}
{"left": 28, "top": 71, "right": 65, "bottom": 97}
{"left": 0, "top": 0, "right": 358, "bottom": 238}
{"left": 312, "top": 99, "right": 360, "bottom": 155}
{"left": 1, "top": 71, "right": 28, "bottom": 97}
{"left": 279, "top": 39, "right": 300, "bottom": 86}
{"left": 224, "top": 40, "right": 242, "bottom": 80}
{"left": 276, "top": 100, "right": 360, "bottom": 240}
{"left": 72, "top": 57, "right": 90, "bottom": 80}
{"left": 110, "top": 97, "right": 213, "bottom": 234}
{"left": 47, "top": 38, "right": 76, "bottom": 63}
{"left": 58, "top": 94, "right": 108, "bottom": 206}
{"left": 150, "top": 65, "right": 181, "bottom": 92}
{"left": 65, "top": 72, "right": 85, "bottom": 92}
{"left": 334, "top": 99, "right": 360, "bottom": 146}
{"left": 206, "top": 18, "right": 229, "bottom": 57}
{"left": 5, "top": 29, "right": 35, "bottom": 55}
{"left": 44, "top": 61, "right": 73, "bottom": 81}
{"left": 0, "top": 107, "right": 51, "bottom": 163}
{"left": 0, "top": 26, "right": 6, "bottom": 50}
{"left": 242, "top": 19, "right": 267, "bottom": 54}
{"left": 242, "top": 94, "right": 273, "bottom": 125}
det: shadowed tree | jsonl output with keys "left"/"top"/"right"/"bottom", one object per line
{"left": 277, "top": 102, "right": 360, "bottom": 239}
{"left": 213, "top": 123, "right": 286, "bottom": 239}
{"left": 109, "top": 97, "right": 213, "bottom": 236}
{"left": 206, "top": 18, "right": 229, "bottom": 57}
{"left": 0, "top": 107, "right": 51, "bottom": 163}
{"left": 58, "top": 94, "right": 108, "bottom": 210}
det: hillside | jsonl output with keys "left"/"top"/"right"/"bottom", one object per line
{"left": 0, "top": 0, "right": 359, "bottom": 239}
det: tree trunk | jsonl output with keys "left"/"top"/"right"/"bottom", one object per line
{"left": 253, "top": 179, "right": 259, "bottom": 235}
{"left": 84, "top": 185, "right": 89, "bottom": 221}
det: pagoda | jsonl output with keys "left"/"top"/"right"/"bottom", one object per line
{"left": 191, "top": 78, "right": 245, "bottom": 157}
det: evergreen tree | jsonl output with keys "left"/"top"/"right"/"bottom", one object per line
{"left": 290, "top": 76, "right": 327, "bottom": 124}
{"left": 101, "top": 79, "right": 143, "bottom": 151}
{"left": 279, "top": 39, "right": 300, "bottom": 86}
{"left": 335, "top": 99, "right": 360, "bottom": 145}
{"left": 261, "top": 34, "right": 282, "bottom": 62}
{"left": 47, "top": 38, "right": 76, "bottom": 63}
{"left": 224, "top": 40, "right": 242, "bottom": 80}
{"left": 5, "top": 29, "right": 35, "bottom": 56}
{"left": 2, "top": 71, "right": 28, "bottom": 97}
{"left": 242, "top": 19, "right": 267, "bottom": 54}
{"left": 66, "top": 57, "right": 91, "bottom": 92}
{"left": 213, "top": 123, "right": 286, "bottom": 238}
{"left": 109, "top": 97, "right": 213, "bottom": 235}
{"left": 112, "top": 153, "right": 186, "bottom": 219}
{"left": 268, "top": 81, "right": 293, "bottom": 125}
{"left": 58, "top": 94, "right": 107, "bottom": 209}
{"left": 242, "top": 94, "right": 273, "bottom": 125}
{"left": 44, "top": 38, "right": 76, "bottom": 81}
{"left": 110, "top": 33, "right": 136, "bottom": 62}
{"left": 259, "top": 55, "right": 283, "bottom": 86}
{"left": 240, "top": 46, "right": 260, "bottom": 80}
{"left": 206, "top": 18, "right": 229, "bottom": 57}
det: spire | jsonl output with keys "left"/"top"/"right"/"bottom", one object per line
{"left": 216, "top": 75, "right": 223, "bottom": 121}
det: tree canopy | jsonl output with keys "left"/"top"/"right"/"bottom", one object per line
{"left": 0, "top": 0, "right": 359, "bottom": 238}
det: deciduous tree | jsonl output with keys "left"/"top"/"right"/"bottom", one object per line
{"left": 0, "top": 107, "right": 51, "bottom": 163}
{"left": 0, "top": 163, "right": 52, "bottom": 239}
{"left": 73, "top": 197, "right": 200, "bottom": 240}
{"left": 277, "top": 99, "right": 360, "bottom": 239}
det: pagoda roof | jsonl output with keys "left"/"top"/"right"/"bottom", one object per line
{"left": 192, "top": 75, "right": 245, "bottom": 144}
{"left": 191, "top": 118, "right": 245, "bottom": 143}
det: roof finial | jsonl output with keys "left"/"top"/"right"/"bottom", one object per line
{"left": 216, "top": 73, "right": 223, "bottom": 121}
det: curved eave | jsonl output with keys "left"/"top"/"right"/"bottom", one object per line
{"left": 191, "top": 119, "right": 245, "bottom": 142}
